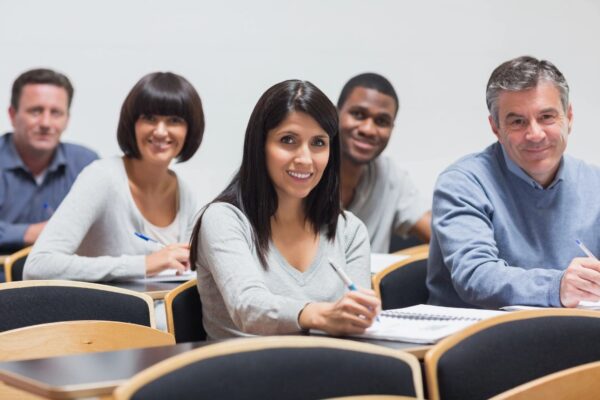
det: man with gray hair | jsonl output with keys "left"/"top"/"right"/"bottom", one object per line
{"left": 427, "top": 55, "right": 600, "bottom": 309}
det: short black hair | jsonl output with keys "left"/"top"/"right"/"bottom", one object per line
{"left": 191, "top": 79, "right": 341, "bottom": 269}
{"left": 337, "top": 72, "right": 399, "bottom": 115}
{"left": 117, "top": 72, "right": 205, "bottom": 163}
{"left": 11, "top": 68, "right": 74, "bottom": 110}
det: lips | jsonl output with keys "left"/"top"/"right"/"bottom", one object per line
{"left": 287, "top": 170, "right": 313, "bottom": 180}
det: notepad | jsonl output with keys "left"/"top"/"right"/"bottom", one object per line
{"left": 349, "top": 304, "right": 505, "bottom": 344}
{"left": 133, "top": 269, "right": 195, "bottom": 283}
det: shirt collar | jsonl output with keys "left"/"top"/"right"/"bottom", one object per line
{"left": 0, "top": 132, "right": 66, "bottom": 174}
{"left": 498, "top": 142, "right": 566, "bottom": 190}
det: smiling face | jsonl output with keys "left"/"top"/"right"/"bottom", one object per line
{"left": 134, "top": 114, "right": 188, "bottom": 165}
{"left": 489, "top": 81, "right": 573, "bottom": 187}
{"left": 9, "top": 83, "right": 70, "bottom": 157}
{"left": 338, "top": 86, "right": 396, "bottom": 165}
{"left": 265, "top": 111, "right": 330, "bottom": 204}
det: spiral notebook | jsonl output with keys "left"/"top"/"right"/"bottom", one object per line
{"left": 351, "top": 304, "right": 505, "bottom": 344}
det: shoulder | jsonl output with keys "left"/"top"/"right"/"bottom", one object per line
{"left": 437, "top": 143, "right": 500, "bottom": 185}
{"left": 59, "top": 142, "right": 99, "bottom": 167}
{"left": 201, "top": 202, "right": 249, "bottom": 232}
{"left": 337, "top": 211, "right": 369, "bottom": 242}
{"left": 76, "top": 157, "right": 125, "bottom": 184}
{"left": 174, "top": 174, "right": 199, "bottom": 209}
{"left": 565, "top": 154, "right": 600, "bottom": 179}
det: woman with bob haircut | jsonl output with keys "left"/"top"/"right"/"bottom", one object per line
{"left": 190, "top": 79, "right": 380, "bottom": 339}
{"left": 25, "top": 72, "right": 204, "bottom": 281}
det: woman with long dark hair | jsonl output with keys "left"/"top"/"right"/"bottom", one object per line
{"left": 190, "top": 80, "right": 379, "bottom": 339}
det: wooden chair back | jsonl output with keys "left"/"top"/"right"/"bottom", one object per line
{"left": 164, "top": 279, "right": 206, "bottom": 343}
{"left": 3, "top": 246, "right": 31, "bottom": 282}
{"left": 490, "top": 360, "right": 600, "bottom": 400}
{"left": 373, "top": 251, "right": 429, "bottom": 309}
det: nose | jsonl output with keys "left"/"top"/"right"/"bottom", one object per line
{"left": 153, "top": 121, "right": 168, "bottom": 137}
{"left": 358, "top": 118, "right": 377, "bottom": 137}
{"left": 525, "top": 120, "right": 546, "bottom": 143}
{"left": 294, "top": 143, "right": 312, "bottom": 166}
{"left": 39, "top": 111, "right": 51, "bottom": 129}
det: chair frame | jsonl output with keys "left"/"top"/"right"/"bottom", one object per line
{"left": 393, "top": 244, "right": 429, "bottom": 257}
{"left": 0, "top": 279, "right": 157, "bottom": 328}
{"left": 0, "top": 320, "right": 175, "bottom": 362}
{"left": 372, "top": 251, "right": 429, "bottom": 300}
{"left": 425, "top": 308, "right": 600, "bottom": 400}
{"left": 164, "top": 278, "right": 199, "bottom": 339}
{"left": 3, "top": 246, "right": 32, "bottom": 282}
{"left": 114, "top": 336, "right": 424, "bottom": 400}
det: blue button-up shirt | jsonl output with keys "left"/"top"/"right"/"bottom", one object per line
{"left": 0, "top": 133, "right": 98, "bottom": 251}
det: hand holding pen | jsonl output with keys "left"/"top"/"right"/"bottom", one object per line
{"left": 559, "top": 240, "right": 600, "bottom": 308}
{"left": 134, "top": 232, "right": 190, "bottom": 276}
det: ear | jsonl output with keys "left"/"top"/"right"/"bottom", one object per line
{"left": 566, "top": 103, "right": 574, "bottom": 134}
{"left": 8, "top": 106, "right": 16, "bottom": 126}
{"left": 488, "top": 115, "right": 501, "bottom": 141}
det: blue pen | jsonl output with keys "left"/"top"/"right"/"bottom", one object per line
{"left": 43, "top": 202, "right": 55, "bottom": 217}
{"left": 575, "top": 239, "right": 599, "bottom": 261}
{"left": 329, "top": 258, "right": 379, "bottom": 321}
{"left": 134, "top": 231, "right": 166, "bottom": 248}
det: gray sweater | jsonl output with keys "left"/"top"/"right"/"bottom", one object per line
{"left": 196, "top": 202, "right": 371, "bottom": 339}
{"left": 24, "top": 157, "right": 199, "bottom": 282}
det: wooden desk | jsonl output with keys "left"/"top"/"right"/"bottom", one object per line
{"left": 108, "top": 280, "right": 185, "bottom": 300}
{"left": 0, "top": 338, "right": 430, "bottom": 399}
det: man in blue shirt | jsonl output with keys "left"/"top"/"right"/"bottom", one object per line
{"left": 0, "top": 68, "right": 98, "bottom": 257}
{"left": 427, "top": 56, "right": 600, "bottom": 309}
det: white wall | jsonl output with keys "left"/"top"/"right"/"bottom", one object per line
{"left": 1, "top": 0, "right": 599, "bottom": 206}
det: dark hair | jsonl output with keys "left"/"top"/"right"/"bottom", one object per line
{"left": 117, "top": 72, "right": 205, "bottom": 162}
{"left": 337, "top": 72, "right": 399, "bottom": 115}
{"left": 11, "top": 68, "right": 74, "bottom": 110}
{"left": 191, "top": 80, "right": 341, "bottom": 269}
{"left": 486, "top": 56, "right": 569, "bottom": 127}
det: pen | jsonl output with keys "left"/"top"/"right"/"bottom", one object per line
{"left": 329, "top": 259, "right": 358, "bottom": 291}
{"left": 43, "top": 202, "right": 55, "bottom": 217}
{"left": 575, "top": 239, "right": 598, "bottom": 261}
{"left": 134, "top": 231, "right": 166, "bottom": 248}
{"left": 329, "top": 258, "right": 379, "bottom": 321}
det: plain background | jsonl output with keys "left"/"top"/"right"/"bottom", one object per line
{"left": 1, "top": 0, "right": 599, "bottom": 207}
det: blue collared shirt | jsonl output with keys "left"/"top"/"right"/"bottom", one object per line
{"left": 427, "top": 142, "right": 600, "bottom": 309}
{"left": 0, "top": 133, "right": 98, "bottom": 251}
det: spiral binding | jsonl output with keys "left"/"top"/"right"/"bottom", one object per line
{"left": 380, "top": 310, "right": 482, "bottom": 322}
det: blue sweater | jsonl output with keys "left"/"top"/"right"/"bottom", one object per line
{"left": 427, "top": 142, "right": 600, "bottom": 309}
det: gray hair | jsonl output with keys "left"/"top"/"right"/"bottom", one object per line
{"left": 486, "top": 56, "right": 569, "bottom": 127}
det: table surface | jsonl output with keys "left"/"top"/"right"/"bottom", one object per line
{"left": 108, "top": 280, "right": 186, "bottom": 300}
{"left": 0, "top": 337, "right": 430, "bottom": 400}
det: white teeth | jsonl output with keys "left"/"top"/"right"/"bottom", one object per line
{"left": 287, "top": 171, "right": 312, "bottom": 179}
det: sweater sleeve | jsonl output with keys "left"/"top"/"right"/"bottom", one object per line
{"left": 433, "top": 168, "right": 563, "bottom": 308}
{"left": 24, "top": 162, "right": 146, "bottom": 281}
{"left": 198, "top": 203, "right": 307, "bottom": 335}
{"left": 342, "top": 212, "right": 372, "bottom": 289}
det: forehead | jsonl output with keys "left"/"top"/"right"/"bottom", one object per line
{"left": 270, "top": 111, "right": 325, "bottom": 135}
{"left": 497, "top": 82, "right": 564, "bottom": 117}
{"left": 341, "top": 87, "right": 397, "bottom": 115}
{"left": 18, "top": 84, "right": 69, "bottom": 108}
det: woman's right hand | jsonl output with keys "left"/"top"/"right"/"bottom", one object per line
{"left": 298, "top": 289, "right": 381, "bottom": 336}
{"left": 145, "top": 243, "right": 190, "bottom": 276}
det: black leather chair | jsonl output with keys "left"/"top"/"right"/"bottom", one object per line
{"left": 373, "top": 251, "right": 429, "bottom": 310}
{"left": 0, "top": 280, "right": 157, "bottom": 331}
{"left": 114, "top": 336, "right": 424, "bottom": 400}
{"left": 164, "top": 279, "right": 206, "bottom": 343}
{"left": 425, "top": 309, "right": 600, "bottom": 400}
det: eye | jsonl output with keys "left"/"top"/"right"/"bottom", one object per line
{"left": 28, "top": 107, "right": 43, "bottom": 116}
{"left": 51, "top": 109, "right": 65, "bottom": 117}
{"left": 508, "top": 118, "right": 527, "bottom": 129}
{"left": 280, "top": 135, "right": 295, "bottom": 144}
{"left": 540, "top": 114, "right": 557, "bottom": 124}
{"left": 168, "top": 116, "right": 186, "bottom": 124}
{"left": 349, "top": 110, "right": 366, "bottom": 120}
{"left": 374, "top": 116, "right": 392, "bottom": 128}
{"left": 312, "top": 137, "right": 328, "bottom": 147}
{"left": 140, "top": 114, "right": 156, "bottom": 122}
